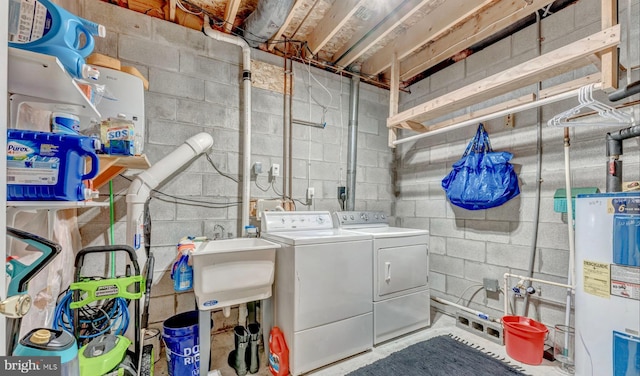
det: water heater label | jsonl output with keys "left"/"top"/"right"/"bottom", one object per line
{"left": 583, "top": 260, "right": 610, "bottom": 298}
{"left": 611, "top": 264, "right": 640, "bottom": 301}
{"left": 609, "top": 197, "right": 640, "bottom": 214}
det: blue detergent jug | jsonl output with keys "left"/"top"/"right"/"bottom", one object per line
{"left": 8, "top": 0, "right": 105, "bottom": 80}
{"left": 7, "top": 130, "right": 100, "bottom": 201}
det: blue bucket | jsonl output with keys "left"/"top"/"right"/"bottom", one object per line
{"left": 162, "top": 311, "right": 210, "bottom": 376}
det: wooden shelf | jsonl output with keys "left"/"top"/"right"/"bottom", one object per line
{"left": 387, "top": 25, "right": 621, "bottom": 133}
{"left": 94, "top": 155, "right": 151, "bottom": 189}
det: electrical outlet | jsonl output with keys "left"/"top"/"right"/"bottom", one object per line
{"left": 271, "top": 163, "right": 280, "bottom": 177}
{"left": 253, "top": 162, "right": 262, "bottom": 175}
{"left": 306, "top": 187, "right": 315, "bottom": 200}
{"left": 483, "top": 278, "right": 499, "bottom": 293}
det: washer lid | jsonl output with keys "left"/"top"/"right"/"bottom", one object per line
{"left": 347, "top": 226, "right": 429, "bottom": 238}
{"left": 261, "top": 229, "right": 371, "bottom": 245}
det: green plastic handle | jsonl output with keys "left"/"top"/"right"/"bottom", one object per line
{"left": 69, "top": 275, "right": 145, "bottom": 309}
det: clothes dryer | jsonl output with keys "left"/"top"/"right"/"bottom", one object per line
{"left": 334, "top": 211, "right": 430, "bottom": 345}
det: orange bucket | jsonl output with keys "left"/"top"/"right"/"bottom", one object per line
{"left": 502, "top": 315, "right": 548, "bottom": 365}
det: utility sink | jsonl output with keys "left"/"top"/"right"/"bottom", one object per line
{"left": 192, "top": 238, "right": 280, "bottom": 311}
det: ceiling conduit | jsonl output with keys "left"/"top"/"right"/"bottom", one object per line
{"left": 346, "top": 69, "right": 361, "bottom": 211}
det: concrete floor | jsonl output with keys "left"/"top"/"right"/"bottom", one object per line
{"left": 154, "top": 310, "right": 568, "bottom": 376}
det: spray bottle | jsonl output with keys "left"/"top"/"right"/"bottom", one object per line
{"left": 171, "top": 241, "right": 195, "bottom": 292}
{"left": 8, "top": 0, "right": 105, "bottom": 80}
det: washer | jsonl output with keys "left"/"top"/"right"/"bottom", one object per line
{"left": 261, "top": 211, "right": 373, "bottom": 376}
{"left": 334, "top": 211, "right": 430, "bottom": 345}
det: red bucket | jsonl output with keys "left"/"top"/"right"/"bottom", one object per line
{"left": 502, "top": 315, "right": 548, "bottom": 365}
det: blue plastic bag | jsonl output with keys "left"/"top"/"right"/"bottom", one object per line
{"left": 441, "top": 124, "right": 520, "bottom": 210}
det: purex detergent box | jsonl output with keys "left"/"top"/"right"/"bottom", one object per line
{"left": 7, "top": 129, "right": 100, "bottom": 201}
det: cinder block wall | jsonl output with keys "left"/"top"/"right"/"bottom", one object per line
{"left": 73, "top": 0, "right": 393, "bottom": 327}
{"left": 396, "top": 0, "right": 640, "bottom": 327}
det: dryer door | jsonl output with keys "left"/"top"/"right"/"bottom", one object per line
{"left": 376, "top": 244, "right": 428, "bottom": 300}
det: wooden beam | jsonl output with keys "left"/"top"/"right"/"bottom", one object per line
{"left": 168, "top": 0, "right": 176, "bottom": 22}
{"left": 223, "top": 0, "right": 242, "bottom": 33}
{"left": 414, "top": 94, "right": 537, "bottom": 133}
{"left": 388, "top": 74, "right": 603, "bottom": 139}
{"left": 398, "top": 0, "right": 555, "bottom": 81}
{"left": 267, "top": 0, "right": 303, "bottom": 52}
{"left": 332, "top": 0, "right": 429, "bottom": 67}
{"left": 387, "top": 26, "right": 620, "bottom": 128}
{"left": 306, "top": 0, "right": 367, "bottom": 56}
{"left": 361, "top": 0, "right": 495, "bottom": 76}
{"left": 389, "top": 53, "right": 400, "bottom": 147}
{"left": 538, "top": 73, "right": 602, "bottom": 98}
{"left": 600, "top": 0, "right": 618, "bottom": 91}
{"left": 587, "top": 53, "right": 603, "bottom": 70}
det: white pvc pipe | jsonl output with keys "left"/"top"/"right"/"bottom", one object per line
{"left": 126, "top": 132, "right": 214, "bottom": 268}
{"left": 431, "top": 296, "right": 499, "bottom": 323}
{"left": 203, "top": 15, "right": 252, "bottom": 236}
{"left": 392, "top": 84, "right": 603, "bottom": 145}
{"left": 563, "top": 136, "right": 575, "bottom": 331}
{"left": 202, "top": 21, "right": 253, "bottom": 376}
{"left": 503, "top": 273, "right": 574, "bottom": 317}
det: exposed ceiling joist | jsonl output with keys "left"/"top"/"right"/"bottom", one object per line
{"left": 332, "top": 0, "right": 430, "bottom": 67}
{"left": 223, "top": 0, "right": 241, "bottom": 32}
{"left": 397, "top": 0, "right": 556, "bottom": 81}
{"left": 168, "top": 0, "right": 176, "bottom": 21}
{"left": 267, "top": 0, "right": 304, "bottom": 52}
{"left": 362, "top": 0, "right": 496, "bottom": 76}
{"left": 306, "top": 0, "right": 367, "bottom": 56}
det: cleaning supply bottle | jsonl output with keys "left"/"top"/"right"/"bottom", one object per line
{"left": 171, "top": 242, "right": 194, "bottom": 292}
{"left": 268, "top": 326, "right": 289, "bottom": 376}
{"left": 8, "top": 0, "right": 105, "bottom": 80}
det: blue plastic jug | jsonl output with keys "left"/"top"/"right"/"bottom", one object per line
{"left": 6, "top": 130, "right": 100, "bottom": 201}
{"left": 8, "top": 0, "right": 104, "bottom": 80}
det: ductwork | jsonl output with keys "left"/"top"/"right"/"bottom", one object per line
{"left": 242, "top": 0, "right": 295, "bottom": 48}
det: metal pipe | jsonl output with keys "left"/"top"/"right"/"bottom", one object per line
{"left": 609, "top": 80, "right": 640, "bottom": 102}
{"left": 393, "top": 84, "right": 603, "bottom": 145}
{"left": 283, "top": 53, "right": 291, "bottom": 200}
{"left": 522, "top": 11, "right": 543, "bottom": 317}
{"left": 292, "top": 118, "right": 326, "bottom": 128}
{"left": 503, "top": 273, "right": 574, "bottom": 317}
{"left": 346, "top": 72, "right": 360, "bottom": 210}
{"left": 606, "top": 124, "right": 640, "bottom": 192}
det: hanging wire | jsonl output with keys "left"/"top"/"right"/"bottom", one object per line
{"left": 176, "top": 0, "right": 202, "bottom": 15}
{"left": 205, "top": 153, "right": 239, "bottom": 183}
